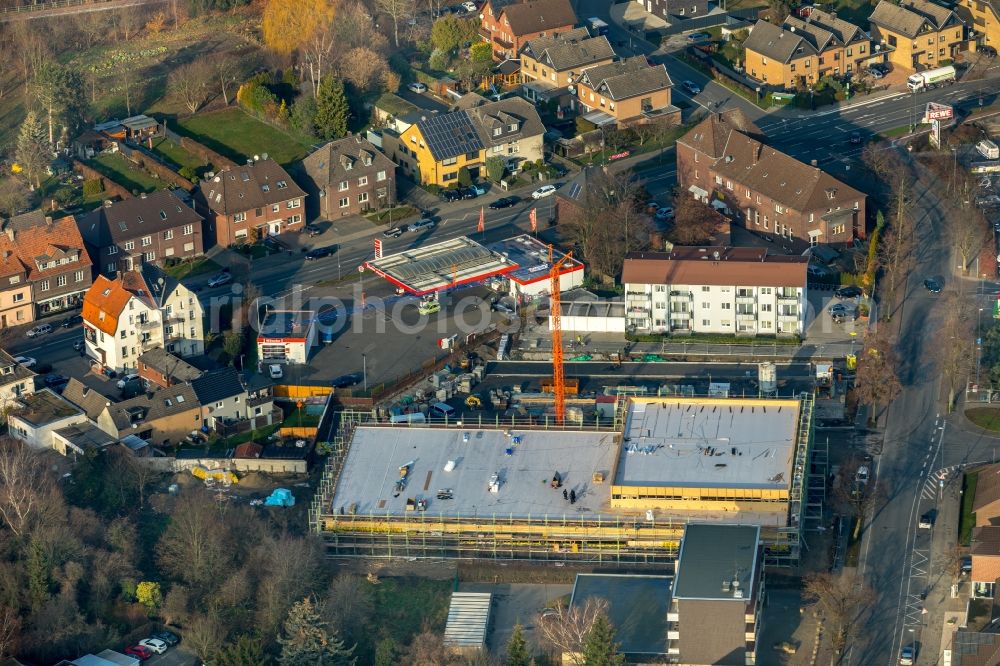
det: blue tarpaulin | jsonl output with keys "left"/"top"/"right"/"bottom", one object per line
{"left": 264, "top": 488, "right": 295, "bottom": 507}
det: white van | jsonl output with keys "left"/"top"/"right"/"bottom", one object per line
{"left": 390, "top": 413, "right": 426, "bottom": 424}
{"left": 430, "top": 402, "right": 456, "bottom": 418}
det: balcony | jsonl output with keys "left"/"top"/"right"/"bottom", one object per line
{"left": 777, "top": 293, "right": 799, "bottom": 302}
{"left": 670, "top": 290, "right": 693, "bottom": 298}
{"left": 628, "top": 306, "right": 650, "bottom": 315}
{"left": 736, "top": 295, "right": 756, "bottom": 304}
{"left": 669, "top": 310, "right": 691, "bottom": 318}
{"left": 137, "top": 318, "right": 159, "bottom": 331}
{"left": 737, "top": 312, "right": 756, "bottom": 321}
{"left": 778, "top": 313, "right": 800, "bottom": 322}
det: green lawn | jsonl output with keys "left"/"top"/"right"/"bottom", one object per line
{"left": 960, "top": 471, "right": 979, "bottom": 546}
{"left": 173, "top": 108, "right": 312, "bottom": 167}
{"left": 967, "top": 408, "right": 1000, "bottom": 431}
{"left": 365, "top": 206, "right": 419, "bottom": 224}
{"left": 163, "top": 257, "right": 221, "bottom": 281}
{"left": 359, "top": 577, "right": 451, "bottom": 662}
{"left": 149, "top": 137, "right": 210, "bottom": 174}
{"left": 88, "top": 153, "right": 164, "bottom": 194}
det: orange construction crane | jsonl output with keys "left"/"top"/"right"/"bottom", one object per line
{"left": 549, "top": 245, "right": 573, "bottom": 423}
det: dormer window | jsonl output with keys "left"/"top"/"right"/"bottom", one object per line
{"left": 345, "top": 162, "right": 353, "bottom": 170}
{"left": 364, "top": 157, "right": 372, "bottom": 166}
{"left": 262, "top": 184, "right": 270, "bottom": 192}
{"left": 159, "top": 210, "right": 167, "bottom": 219}
{"left": 119, "top": 222, "right": 128, "bottom": 231}
{"left": 277, "top": 180, "right": 287, "bottom": 189}
{"left": 509, "top": 123, "right": 518, "bottom": 131}
{"left": 493, "top": 128, "right": 502, "bottom": 136}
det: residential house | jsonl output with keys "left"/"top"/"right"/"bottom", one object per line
{"left": 195, "top": 158, "right": 306, "bottom": 247}
{"left": 480, "top": 0, "right": 578, "bottom": 61}
{"left": 638, "top": 0, "right": 710, "bottom": 22}
{"left": 385, "top": 97, "right": 545, "bottom": 186}
{"left": 676, "top": 110, "right": 866, "bottom": 247}
{"left": 622, "top": 247, "right": 809, "bottom": 337}
{"left": 137, "top": 347, "right": 203, "bottom": 388}
{"left": 743, "top": 10, "right": 874, "bottom": 87}
{"left": 971, "top": 525, "right": 1000, "bottom": 598}
{"left": 974, "top": 463, "right": 1000, "bottom": 527}
{"left": 519, "top": 28, "right": 616, "bottom": 109}
{"left": 667, "top": 524, "right": 764, "bottom": 665}
{"left": 575, "top": 57, "right": 677, "bottom": 126}
{"left": 869, "top": 0, "right": 965, "bottom": 70}
{"left": 962, "top": 0, "right": 1000, "bottom": 53}
{"left": 300, "top": 136, "right": 396, "bottom": 219}
{"left": 82, "top": 264, "right": 205, "bottom": 373}
{"left": 0, "top": 349, "right": 36, "bottom": 412}
{"left": 51, "top": 422, "right": 118, "bottom": 456}
{"left": 947, "top": 626, "right": 1000, "bottom": 666}
{"left": 77, "top": 190, "right": 204, "bottom": 277}
{"left": 8, "top": 389, "right": 89, "bottom": 451}
{"left": 62, "top": 377, "right": 201, "bottom": 447}
{"left": 192, "top": 367, "right": 278, "bottom": 432}
{"left": 0, "top": 249, "right": 33, "bottom": 327}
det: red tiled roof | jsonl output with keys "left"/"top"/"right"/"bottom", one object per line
{"left": 82, "top": 275, "right": 132, "bottom": 336}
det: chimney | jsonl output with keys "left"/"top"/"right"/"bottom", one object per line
{"left": 831, "top": 11, "right": 837, "bottom": 19}
{"left": 5, "top": 228, "right": 13, "bottom": 243}
{"left": 811, "top": 159, "right": 818, "bottom": 167}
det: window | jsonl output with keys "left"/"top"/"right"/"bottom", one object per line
{"left": 74, "top": 270, "right": 84, "bottom": 282}
{"left": 791, "top": 63, "right": 796, "bottom": 72}
{"left": 277, "top": 180, "right": 287, "bottom": 189}
{"left": 12, "top": 293, "right": 23, "bottom": 303}
{"left": 56, "top": 275, "right": 66, "bottom": 287}
{"left": 108, "top": 246, "right": 119, "bottom": 255}
{"left": 120, "top": 330, "right": 127, "bottom": 339}
{"left": 339, "top": 198, "right": 349, "bottom": 208}
{"left": 761, "top": 303, "right": 772, "bottom": 312}
{"left": 165, "top": 247, "right": 175, "bottom": 257}
{"left": 184, "top": 242, "right": 195, "bottom": 252}
{"left": 142, "top": 236, "right": 151, "bottom": 247}
{"left": 715, "top": 175, "right": 723, "bottom": 185}
{"left": 163, "top": 230, "right": 173, "bottom": 240}
{"left": 775, "top": 204, "right": 784, "bottom": 214}
{"left": 183, "top": 224, "right": 194, "bottom": 235}
{"left": 377, "top": 170, "right": 387, "bottom": 182}
{"left": 288, "top": 214, "right": 301, "bottom": 224}
{"left": 701, "top": 286, "right": 710, "bottom": 292}
{"left": 442, "top": 157, "right": 458, "bottom": 166}
{"left": 39, "top": 280, "right": 49, "bottom": 291}
{"left": 847, "top": 47, "right": 853, "bottom": 56}
{"left": 806, "top": 60, "right": 811, "bottom": 67}
{"left": 832, "top": 224, "right": 846, "bottom": 234}
{"left": 493, "top": 128, "right": 502, "bottom": 136}
{"left": 702, "top": 319, "right": 710, "bottom": 326}
{"left": 721, "top": 302, "right": 731, "bottom": 310}
{"left": 509, "top": 123, "right": 518, "bottom": 131}
{"left": 745, "top": 189, "right": 751, "bottom": 198}
{"left": 272, "top": 204, "right": 280, "bottom": 213}
{"left": 8, "top": 276, "right": 17, "bottom": 285}
{"left": 339, "top": 180, "right": 349, "bottom": 191}
{"left": 124, "top": 241, "right": 134, "bottom": 251}
{"left": 358, "top": 193, "right": 369, "bottom": 203}
{"left": 107, "top": 261, "right": 117, "bottom": 272}
{"left": 122, "top": 346, "right": 128, "bottom": 358}
{"left": 760, "top": 320, "right": 772, "bottom": 329}
{"left": 358, "top": 177, "right": 368, "bottom": 187}
{"left": 443, "top": 172, "right": 457, "bottom": 181}
{"left": 145, "top": 251, "right": 156, "bottom": 262}
{"left": 289, "top": 199, "right": 301, "bottom": 209}
{"left": 701, "top": 302, "right": 710, "bottom": 309}
{"left": 726, "top": 180, "right": 733, "bottom": 190}
{"left": 234, "top": 212, "right": 246, "bottom": 223}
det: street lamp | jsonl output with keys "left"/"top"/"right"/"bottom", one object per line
{"left": 978, "top": 306, "right": 985, "bottom": 388}
{"left": 362, "top": 353, "right": 368, "bottom": 392}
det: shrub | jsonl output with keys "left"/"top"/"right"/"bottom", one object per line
{"left": 575, "top": 116, "right": 597, "bottom": 135}
{"left": 178, "top": 166, "right": 196, "bottom": 182}
{"left": 457, "top": 166, "right": 472, "bottom": 187}
{"left": 82, "top": 178, "right": 104, "bottom": 197}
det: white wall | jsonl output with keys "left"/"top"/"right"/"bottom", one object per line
{"left": 8, "top": 411, "right": 89, "bottom": 452}
{"left": 550, "top": 314, "right": 626, "bottom": 333}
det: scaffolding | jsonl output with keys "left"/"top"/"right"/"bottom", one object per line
{"left": 309, "top": 409, "right": 371, "bottom": 535}
{"left": 771, "top": 391, "right": 814, "bottom": 567}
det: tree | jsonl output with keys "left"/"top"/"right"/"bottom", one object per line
{"left": 136, "top": 581, "right": 162, "bottom": 611}
{"left": 457, "top": 166, "right": 473, "bottom": 188}
{"left": 339, "top": 47, "right": 392, "bottom": 94}
{"left": 431, "top": 16, "right": 479, "bottom": 54}
{"left": 802, "top": 571, "right": 871, "bottom": 656}
{"left": 278, "top": 597, "right": 355, "bottom": 666}
{"left": 834, "top": 456, "right": 884, "bottom": 540}
{"left": 325, "top": 573, "right": 374, "bottom": 649}
{"left": 115, "top": 4, "right": 147, "bottom": 40}
{"left": 486, "top": 156, "right": 505, "bottom": 183}
{"left": 455, "top": 58, "right": 493, "bottom": 91}
{"left": 860, "top": 210, "right": 884, "bottom": 295}
{"left": 952, "top": 201, "right": 989, "bottom": 275}
{"left": 185, "top": 613, "right": 226, "bottom": 662}
{"left": 0, "top": 437, "right": 60, "bottom": 537}
{"left": 212, "top": 634, "right": 271, "bottom": 666}
{"left": 671, "top": 193, "right": 724, "bottom": 245}
{"left": 0, "top": 178, "right": 28, "bottom": 218}
{"left": 262, "top": 0, "right": 336, "bottom": 95}
{"left": 537, "top": 598, "right": 608, "bottom": 666}
{"left": 0, "top": 605, "right": 21, "bottom": 660}
{"left": 213, "top": 54, "right": 246, "bottom": 106}
{"left": 877, "top": 174, "right": 915, "bottom": 316}
{"left": 853, "top": 327, "right": 902, "bottom": 425}
{"left": 223, "top": 329, "right": 244, "bottom": 361}
{"left": 402, "top": 631, "right": 457, "bottom": 665}
{"left": 156, "top": 493, "right": 233, "bottom": 586}
{"left": 314, "top": 77, "right": 350, "bottom": 140}
{"left": 504, "top": 624, "right": 530, "bottom": 666}
{"left": 766, "top": 0, "right": 795, "bottom": 22}
{"left": 252, "top": 534, "right": 325, "bottom": 638}
{"left": 169, "top": 60, "right": 213, "bottom": 114}
{"left": 934, "top": 292, "right": 976, "bottom": 411}
{"left": 33, "top": 62, "right": 87, "bottom": 146}
{"left": 375, "top": 0, "right": 417, "bottom": 48}
{"left": 581, "top": 614, "right": 624, "bottom": 666}
{"left": 374, "top": 637, "right": 400, "bottom": 666}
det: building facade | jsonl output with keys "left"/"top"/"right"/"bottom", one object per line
{"left": 519, "top": 28, "right": 616, "bottom": 109}
{"left": 743, "top": 10, "right": 874, "bottom": 87}
{"left": 869, "top": 0, "right": 965, "bottom": 70}
{"left": 575, "top": 57, "right": 676, "bottom": 125}
{"left": 195, "top": 158, "right": 306, "bottom": 247}
{"left": 8, "top": 389, "right": 89, "bottom": 451}
{"left": 0, "top": 350, "right": 36, "bottom": 413}
{"left": 385, "top": 97, "right": 545, "bottom": 186}
{"left": 300, "top": 136, "right": 396, "bottom": 219}
{"left": 480, "top": 0, "right": 577, "bottom": 60}
{"left": 77, "top": 191, "right": 204, "bottom": 277}
{"left": 637, "top": 0, "right": 709, "bottom": 22}
{"left": 963, "top": 0, "right": 1000, "bottom": 53}
{"left": 82, "top": 265, "right": 204, "bottom": 373}
{"left": 622, "top": 248, "right": 809, "bottom": 337}
{"left": 676, "top": 110, "right": 866, "bottom": 248}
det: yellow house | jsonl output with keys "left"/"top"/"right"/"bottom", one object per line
{"left": 869, "top": 0, "right": 966, "bottom": 70}
{"left": 962, "top": 0, "right": 1000, "bottom": 52}
{"left": 744, "top": 10, "right": 874, "bottom": 88}
{"left": 575, "top": 57, "right": 677, "bottom": 126}
{"left": 519, "top": 27, "right": 616, "bottom": 108}
{"left": 384, "top": 97, "right": 544, "bottom": 187}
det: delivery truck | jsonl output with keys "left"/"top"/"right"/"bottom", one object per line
{"left": 977, "top": 139, "right": 1000, "bottom": 160}
{"left": 906, "top": 65, "right": 957, "bottom": 92}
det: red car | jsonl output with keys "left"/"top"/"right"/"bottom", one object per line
{"left": 124, "top": 645, "right": 153, "bottom": 661}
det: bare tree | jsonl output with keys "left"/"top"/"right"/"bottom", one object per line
{"left": 404, "top": 630, "right": 462, "bottom": 665}
{"left": 834, "top": 456, "right": 884, "bottom": 540}
{"left": 10, "top": 21, "right": 49, "bottom": 88}
{"left": 536, "top": 597, "right": 609, "bottom": 665}
{"left": 0, "top": 605, "right": 20, "bottom": 659}
{"left": 183, "top": 613, "right": 225, "bottom": 662}
{"left": 251, "top": 534, "right": 325, "bottom": 637}
{"left": 877, "top": 175, "right": 915, "bottom": 315}
{"left": 860, "top": 142, "right": 894, "bottom": 182}
{"left": 325, "top": 573, "right": 375, "bottom": 646}
{"left": 853, "top": 326, "right": 903, "bottom": 424}
{"left": 952, "top": 203, "right": 989, "bottom": 275}
{"left": 338, "top": 47, "right": 393, "bottom": 94}
{"left": 156, "top": 492, "right": 233, "bottom": 586}
{"left": 168, "top": 60, "right": 213, "bottom": 114}
{"left": 333, "top": 1, "right": 389, "bottom": 54}
{"left": 73, "top": 12, "right": 109, "bottom": 50}
{"left": 802, "top": 570, "right": 871, "bottom": 657}
{"left": 934, "top": 291, "right": 977, "bottom": 411}
{"left": 107, "top": 448, "right": 160, "bottom": 509}
{"left": 212, "top": 54, "right": 246, "bottom": 107}
{"left": 375, "top": 0, "right": 417, "bottom": 48}
{"left": 671, "top": 192, "right": 725, "bottom": 245}
{"left": 0, "top": 438, "right": 61, "bottom": 538}
{"left": 113, "top": 4, "right": 147, "bottom": 41}
{"left": 0, "top": 178, "right": 28, "bottom": 218}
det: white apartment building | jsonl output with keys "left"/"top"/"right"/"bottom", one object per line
{"left": 82, "top": 264, "right": 205, "bottom": 373}
{"left": 621, "top": 247, "right": 809, "bottom": 336}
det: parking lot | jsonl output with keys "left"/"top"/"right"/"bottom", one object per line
{"left": 804, "top": 286, "right": 864, "bottom": 346}
{"left": 146, "top": 647, "right": 198, "bottom": 666}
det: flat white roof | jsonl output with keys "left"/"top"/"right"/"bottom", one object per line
{"left": 443, "top": 592, "right": 493, "bottom": 648}
{"left": 616, "top": 398, "right": 800, "bottom": 490}
{"left": 365, "top": 236, "right": 515, "bottom": 295}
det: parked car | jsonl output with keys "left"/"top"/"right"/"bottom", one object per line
{"left": 899, "top": 646, "right": 915, "bottom": 665}
{"left": 531, "top": 184, "right": 557, "bottom": 199}
{"left": 305, "top": 223, "right": 323, "bottom": 236}
{"left": 461, "top": 0, "right": 477, "bottom": 11}
{"left": 976, "top": 195, "right": 1000, "bottom": 207}
{"left": 117, "top": 372, "right": 140, "bottom": 389}
{"left": 268, "top": 364, "right": 284, "bottom": 379}
{"left": 848, "top": 131, "right": 862, "bottom": 145}
{"left": 305, "top": 245, "right": 337, "bottom": 260}
{"left": 687, "top": 32, "right": 711, "bottom": 41}
{"left": 867, "top": 66, "right": 885, "bottom": 79}
{"left": 408, "top": 218, "right": 435, "bottom": 232}
{"left": 981, "top": 45, "right": 998, "bottom": 58}
{"left": 332, "top": 372, "right": 363, "bottom": 388}
{"left": 835, "top": 285, "right": 862, "bottom": 299}
{"left": 829, "top": 303, "right": 855, "bottom": 318}
{"left": 61, "top": 314, "right": 82, "bottom": 328}
{"left": 855, "top": 465, "right": 870, "bottom": 485}
{"left": 459, "top": 187, "right": 478, "bottom": 200}
{"left": 962, "top": 556, "right": 973, "bottom": 573}
{"left": 441, "top": 189, "right": 462, "bottom": 203}
{"left": 44, "top": 373, "right": 69, "bottom": 388}
{"left": 14, "top": 356, "right": 36, "bottom": 368}
{"left": 138, "top": 638, "right": 169, "bottom": 655}
{"left": 918, "top": 511, "right": 934, "bottom": 529}
{"left": 383, "top": 226, "right": 404, "bottom": 238}
{"left": 682, "top": 80, "right": 702, "bottom": 94}
{"left": 408, "top": 82, "right": 428, "bottom": 93}
{"left": 124, "top": 645, "right": 153, "bottom": 661}
{"left": 207, "top": 272, "right": 232, "bottom": 288}
{"left": 151, "top": 630, "right": 180, "bottom": 646}
{"left": 654, "top": 207, "right": 675, "bottom": 221}
{"left": 923, "top": 277, "right": 943, "bottom": 293}
{"left": 489, "top": 196, "right": 519, "bottom": 209}
{"left": 26, "top": 324, "right": 52, "bottom": 338}
{"left": 73, "top": 340, "right": 85, "bottom": 352}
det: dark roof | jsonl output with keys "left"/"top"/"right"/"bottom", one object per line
{"left": 61, "top": 378, "right": 114, "bottom": 422}
{"left": 78, "top": 190, "right": 202, "bottom": 247}
{"left": 137, "top": 348, "right": 203, "bottom": 383}
{"left": 500, "top": 0, "right": 577, "bottom": 35}
{"left": 869, "top": 0, "right": 959, "bottom": 37}
{"left": 11, "top": 389, "right": 83, "bottom": 427}
{"left": 300, "top": 136, "right": 396, "bottom": 189}
{"left": 198, "top": 158, "right": 306, "bottom": 216}
{"left": 807, "top": 8, "right": 867, "bottom": 44}
{"left": 468, "top": 97, "right": 547, "bottom": 149}
{"left": 418, "top": 111, "right": 485, "bottom": 162}
{"left": 577, "top": 57, "right": 673, "bottom": 100}
{"left": 674, "top": 524, "right": 760, "bottom": 600}
{"left": 521, "top": 29, "right": 615, "bottom": 71}
{"left": 0, "top": 348, "right": 35, "bottom": 386}
{"left": 975, "top": 464, "right": 1000, "bottom": 515}
{"left": 53, "top": 422, "right": 117, "bottom": 451}
{"left": 108, "top": 384, "right": 200, "bottom": 431}
{"left": 952, "top": 627, "right": 1000, "bottom": 666}
{"left": 570, "top": 574, "right": 672, "bottom": 655}
{"left": 972, "top": 526, "right": 1000, "bottom": 557}
{"left": 191, "top": 368, "right": 246, "bottom": 405}
{"left": 744, "top": 20, "right": 816, "bottom": 63}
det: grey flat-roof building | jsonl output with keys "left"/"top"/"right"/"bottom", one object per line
{"left": 570, "top": 574, "right": 673, "bottom": 659}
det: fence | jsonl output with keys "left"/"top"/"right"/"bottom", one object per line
{"left": 72, "top": 159, "right": 131, "bottom": 200}
{"left": 137, "top": 455, "right": 308, "bottom": 474}
{"left": 0, "top": 0, "right": 165, "bottom": 15}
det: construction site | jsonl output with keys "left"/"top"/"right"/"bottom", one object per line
{"left": 309, "top": 393, "right": 814, "bottom": 566}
